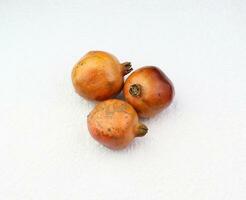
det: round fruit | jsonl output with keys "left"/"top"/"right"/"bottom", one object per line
{"left": 123, "top": 66, "right": 174, "bottom": 118}
{"left": 72, "top": 51, "right": 132, "bottom": 101}
{"left": 87, "top": 99, "right": 148, "bottom": 150}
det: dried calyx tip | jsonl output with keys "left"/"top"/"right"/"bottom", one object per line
{"left": 129, "top": 84, "right": 142, "bottom": 97}
{"left": 136, "top": 124, "right": 148, "bottom": 137}
{"left": 122, "top": 62, "right": 133, "bottom": 75}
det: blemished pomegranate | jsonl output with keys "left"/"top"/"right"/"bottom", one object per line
{"left": 72, "top": 51, "right": 132, "bottom": 101}
{"left": 87, "top": 99, "right": 148, "bottom": 150}
{"left": 123, "top": 66, "right": 174, "bottom": 118}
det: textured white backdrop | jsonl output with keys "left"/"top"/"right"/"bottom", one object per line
{"left": 0, "top": 0, "right": 246, "bottom": 199}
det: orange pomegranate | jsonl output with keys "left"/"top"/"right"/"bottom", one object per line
{"left": 72, "top": 51, "right": 132, "bottom": 101}
{"left": 123, "top": 66, "right": 174, "bottom": 118}
{"left": 87, "top": 99, "right": 148, "bottom": 150}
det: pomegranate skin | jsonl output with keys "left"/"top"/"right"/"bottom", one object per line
{"left": 87, "top": 99, "right": 147, "bottom": 150}
{"left": 123, "top": 66, "right": 174, "bottom": 118}
{"left": 72, "top": 51, "right": 132, "bottom": 101}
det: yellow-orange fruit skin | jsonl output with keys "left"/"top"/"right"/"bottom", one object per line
{"left": 87, "top": 99, "right": 146, "bottom": 150}
{"left": 72, "top": 51, "right": 125, "bottom": 101}
{"left": 123, "top": 66, "right": 174, "bottom": 118}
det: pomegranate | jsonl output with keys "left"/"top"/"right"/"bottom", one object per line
{"left": 123, "top": 66, "right": 174, "bottom": 118}
{"left": 87, "top": 99, "right": 148, "bottom": 150}
{"left": 72, "top": 51, "right": 132, "bottom": 101}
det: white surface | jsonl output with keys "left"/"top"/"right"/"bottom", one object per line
{"left": 0, "top": 0, "right": 246, "bottom": 199}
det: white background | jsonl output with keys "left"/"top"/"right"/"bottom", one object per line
{"left": 0, "top": 0, "right": 246, "bottom": 199}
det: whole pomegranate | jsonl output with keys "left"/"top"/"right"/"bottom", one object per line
{"left": 123, "top": 66, "right": 174, "bottom": 118}
{"left": 72, "top": 51, "right": 132, "bottom": 101}
{"left": 87, "top": 99, "right": 148, "bottom": 150}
